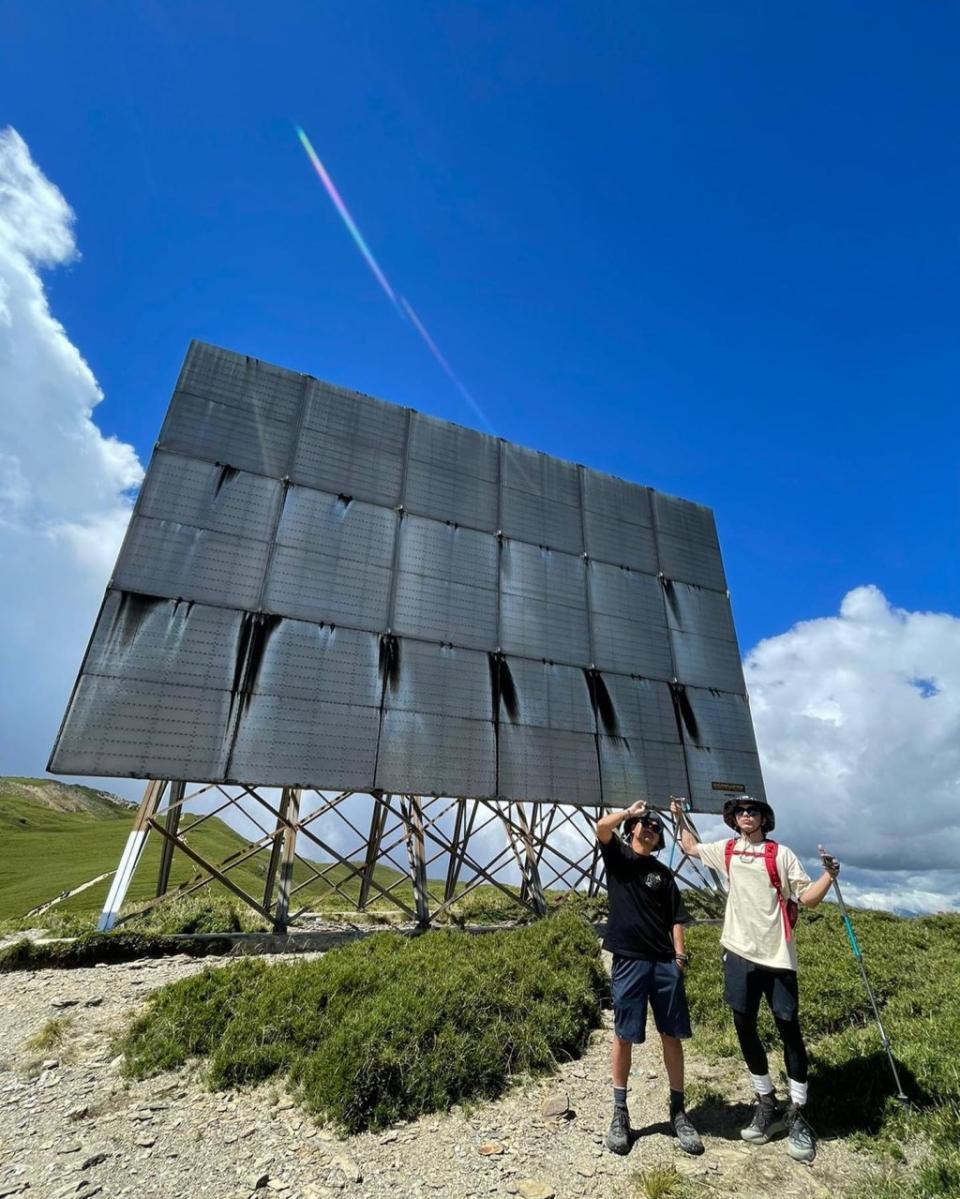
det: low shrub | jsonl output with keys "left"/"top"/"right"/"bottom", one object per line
{"left": 0, "top": 931, "right": 235, "bottom": 971}
{"left": 130, "top": 896, "right": 269, "bottom": 936}
{"left": 119, "top": 910, "right": 604, "bottom": 1132}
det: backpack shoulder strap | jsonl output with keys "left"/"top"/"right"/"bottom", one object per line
{"left": 763, "top": 840, "right": 795, "bottom": 941}
{"left": 724, "top": 838, "right": 736, "bottom": 874}
{"left": 762, "top": 839, "right": 782, "bottom": 893}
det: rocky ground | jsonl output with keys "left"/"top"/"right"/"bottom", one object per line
{"left": 0, "top": 944, "right": 868, "bottom": 1199}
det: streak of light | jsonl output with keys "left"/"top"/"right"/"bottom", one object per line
{"left": 397, "top": 295, "right": 495, "bottom": 434}
{"left": 295, "top": 125, "right": 403, "bottom": 316}
{"left": 295, "top": 124, "right": 495, "bottom": 434}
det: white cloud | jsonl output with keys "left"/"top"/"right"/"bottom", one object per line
{"left": 745, "top": 585, "right": 960, "bottom": 913}
{"left": 0, "top": 127, "right": 143, "bottom": 788}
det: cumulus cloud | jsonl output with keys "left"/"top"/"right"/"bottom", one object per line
{"left": 745, "top": 585, "right": 960, "bottom": 912}
{"left": 0, "top": 127, "right": 143, "bottom": 784}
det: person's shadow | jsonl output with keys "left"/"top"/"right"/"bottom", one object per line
{"left": 685, "top": 1095, "right": 756, "bottom": 1141}
{"left": 629, "top": 1117, "right": 673, "bottom": 1145}
{"left": 682, "top": 1052, "right": 922, "bottom": 1143}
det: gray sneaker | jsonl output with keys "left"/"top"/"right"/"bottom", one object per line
{"left": 785, "top": 1103, "right": 817, "bottom": 1163}
{"left": 606, "top": 1106, "right": 631, "bottom": 1155}
{"left": 740, "top": 1092, "right": 785, "bottom": 1144}
{"left": 672, "top": 1110, "right": 704, "bottom": 1155}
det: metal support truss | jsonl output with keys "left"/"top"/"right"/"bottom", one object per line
{"left": 94, "top": 781, "right": 727, "bottom": 932}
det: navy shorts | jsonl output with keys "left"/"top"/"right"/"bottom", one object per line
{"left": 610, "top": 955, "right": 692, "bottom": 1044}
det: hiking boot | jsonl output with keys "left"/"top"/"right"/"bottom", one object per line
{"left": 606, "top": 1106, "right": 631, "bottom": 1155}
{"left": 672, "top": 1110, "right": 704, "bottom": 1155}
{"left": 785, "top": 1103, "right": 817, "bottom": 1163}
{"left": 740, "top": 1092, "right": 785, "bottom": 1144}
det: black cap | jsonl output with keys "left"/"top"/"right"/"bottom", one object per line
{"left": 625, "top": 812, "right": 666, "bottom": 852}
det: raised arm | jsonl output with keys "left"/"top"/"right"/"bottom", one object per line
{"left": 669, "top": 797, "right": 701, "bottom": 859}
{"left": 596, "top": 800, "right": 645, "bottom": 845}
{"left": 798, "top": 846, "right": 840, "bottom": 908}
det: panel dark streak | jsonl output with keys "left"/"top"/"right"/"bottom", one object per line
{"left": 223, "top": 611, "right": 284, "bottom": 777}
{"left": 229, "top": 612, "right": 284, "bottom": 712}
{"left": 378, "top": 633, "right": 401, "bottom": 695}
{"left": 488, "top": 652, "right": 518, "bottom": 798}
{"left": 669, "top": 681, "right": 700, "bottom": 744}
{"left": 662, "top": 576, "right": 682, "bottom": 622}
{"left": 583, "top": 668, "right": 620, "bottom": 737}
{"left": 488, "top": 653, "right": 518, "bottom": 721}
{"left": 213, "top": 464, "right": 239, "bottom": 497}
{"left": 108, "top": 591, "right": 167, "bottom": 647}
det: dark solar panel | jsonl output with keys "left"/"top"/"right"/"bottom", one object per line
{"left": 50, "top": 340, "right": 765, "bottom": 811}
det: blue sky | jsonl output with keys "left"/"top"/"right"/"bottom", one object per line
{"left": 4, "top": 1, "right": 957, "bottom": 655}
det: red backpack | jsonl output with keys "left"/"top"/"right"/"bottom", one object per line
{"left": 724, "top": 839, "right": 799, "bottom": 942}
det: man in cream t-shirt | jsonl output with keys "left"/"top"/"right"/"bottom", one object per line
{"left": 671, "top": 795, "right": 839, "bottom": 1163}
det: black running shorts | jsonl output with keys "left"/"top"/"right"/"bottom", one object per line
{"left": 722, "top": 950, "right": 799, "bottom": 1022}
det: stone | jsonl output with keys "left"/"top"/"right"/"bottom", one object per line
{"left": 379, "top": 1131, "right": 398, "bottom": 1144}
{"left": 134, "top": 1136, "right": 156, "bottom": 1149}
{"left": 478, "top": 1142, "right": 505, "bottom": 1156}
{"left": 42, "top": 1059, "right": 59, "bottom": 1070}
{"left": 515, "top": 1181, "right": 555, "bottom": 1199}
{"left": 56, "top": 1142, "right": 82, "bottom": 1154}
{"left": 539, "top": 1094, "right": 568, "bottom": 1119}
{"left": 66, "top": 1105, "right": 89, "bottom": 1121}
{"left": 331, "top": 1154, "right": 363, "bottom": 1183}
{"left": 576, "top": 1164, "right": 596, "bottom": 1178}
{"left": 51, "top": 998, "right": 80, "bottom": 1009}
{"left": 250, "top": 1173, "right": 270, "bottom": 1191}
{"left": 80, "top": 1153, "right": 108, "bottom": 1169}
{"left": 83, "top": 997, "right": 104, "bottom": 1008}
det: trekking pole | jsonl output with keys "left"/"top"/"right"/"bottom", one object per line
{"left": 819, "top": 845, "right": 910, "bottom": 1107}
{"left": 667, "top": 795, "right": 690, "bottom": 871}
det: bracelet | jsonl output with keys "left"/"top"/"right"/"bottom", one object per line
{"left": 675, "top": 953, "right": 690, "bottom": 964}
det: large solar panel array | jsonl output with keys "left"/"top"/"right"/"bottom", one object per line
{"left": 49, "top": 341, "right": 766, "bottom": 811}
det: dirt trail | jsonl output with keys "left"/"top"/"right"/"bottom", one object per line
{"left": 0, "top": 948, "right": 866, "bottom": 1199}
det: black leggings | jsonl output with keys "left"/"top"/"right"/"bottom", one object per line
{"left": 733, "top": 1007, "right": 808, "bottom": 1084}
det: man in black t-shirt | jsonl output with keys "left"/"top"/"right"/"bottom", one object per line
{"left": 597, "top": 800, "right": 703, "bottom": 1157}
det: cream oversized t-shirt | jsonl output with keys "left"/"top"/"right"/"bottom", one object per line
{"left": 699, "top": 837, "right": 811, "bottom": 971}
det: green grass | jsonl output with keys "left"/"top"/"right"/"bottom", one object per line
{"left": 118, "top": 910, "right": 605, "bottom": 1133}
{"left": 629, "top": 1165, "right": 695, "bottom": 1199}
{"left": 25, "top": 1015, "right": 75, "bottom": 1054}
{"left": 684, "top": 906, "right": 960, "bottom": 1198}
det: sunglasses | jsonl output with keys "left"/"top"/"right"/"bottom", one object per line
{"left": 734, "top": 805, "right": 761, "bottom": 817}
{"left": 638, "top": 816, "right": 663, "bottom": 831}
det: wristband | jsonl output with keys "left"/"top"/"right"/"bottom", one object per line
{"left": 675, "top": 953, "right": 690, "bottom": 964}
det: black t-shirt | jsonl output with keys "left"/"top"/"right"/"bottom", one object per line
{"left": 600, "top": 835, "right": 690, "bottom": 961}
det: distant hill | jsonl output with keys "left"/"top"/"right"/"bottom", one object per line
{"left": 0, "top": 775, "right": 266, "bottom": 920}
{"left": 0, "top": 776, "right": 133, "bottom": 831}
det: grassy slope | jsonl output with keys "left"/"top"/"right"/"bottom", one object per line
{"left": 0, "top": 777, "right": 413, "bottom": 922}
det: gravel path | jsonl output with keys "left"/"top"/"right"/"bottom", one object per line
{"left": 0, "top": 947, "right": 863, "bottom": 1199}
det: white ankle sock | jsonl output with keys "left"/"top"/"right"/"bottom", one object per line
{"left": 788, "top": 1078, "right": 808, "bottom": 1107}
{"left": 749, "top": 1072, "right": 774, "bottom": 1096}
